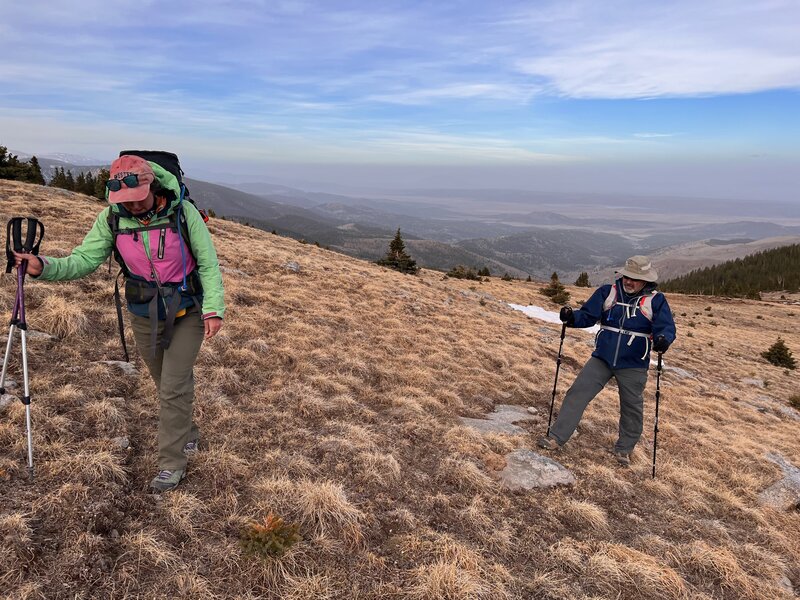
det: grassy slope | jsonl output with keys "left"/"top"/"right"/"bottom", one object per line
{"left": 0, "top": 180, "right": 799, "bottom": 599}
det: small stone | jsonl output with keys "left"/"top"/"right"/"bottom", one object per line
{"left": 527, "top": 406, "right": 539, "bottom": 415}
{"left": 1, "top": 379, "right": 17, "bottom": 390}
{"left": 112, "top": 436, "right": 130, "bottom": 450}
{"left": 0, "top": 394, "right": 17, "bottom": 410}
{"left": 741, "top": 378, "right": 765, "bottom": 388}
{"left": 282, "top": 261, "right": 301, "bottom": 273}
{"left": 627, "top": 513, "right": 644, "bottom": 523}
{"left": 98, "top": 361, "right": 138, "bottom": 376}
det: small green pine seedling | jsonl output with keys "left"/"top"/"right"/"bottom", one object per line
{"left": 686, "top": 331, "right": 694, "bottom": 338}
{"left": 704, "top": 306, "right": 711, "bottom": 311}
{"left": 756, "top": 315, "right": 764, "bottom": 320}
{"left": 479, "top": 298, "right": 487, "bottom": 306}
{"left": 240, "top": 513, "right": 302, "bottom": 558}
{"left": 789, "top": 395, "right": 800, "bottom": 410}
{"left": 708, "top": 341, "right": 714, "bottom": 347}
{"left": 680, "top": 312, "right": 687, "bottom": 317}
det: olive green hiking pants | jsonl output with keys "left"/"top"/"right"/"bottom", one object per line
{"left": 131, "top": 309, "right": 204, "bottom": 470}
{"left": 550, "top": 356, "right": 649, "bottom": 454}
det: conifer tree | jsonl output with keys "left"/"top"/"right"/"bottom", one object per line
{"left": 575, "top": 272, "right": 590, "bottom": 287}
{"left": 27, "top": 156, "right": 46, "bottom": 185}
{"left": 761, "top": 337, "right": 796, "bottom": 370}
{"left": 83, "top": 171, "right": 96, "bottom": 196}
{"left": 65, "top": 170, "right": 76, "bottom": 191}
{"left": 94, "top": 168, "right": 110, "bottom": 199}
{"left": 76, "top": 172, "right": 86, "bottom": 192}
{"left": 376, "top": 228, "right": 419, "bottom": 274}
{"left": 540, "top": 271, "right": 570, "bottom": 304}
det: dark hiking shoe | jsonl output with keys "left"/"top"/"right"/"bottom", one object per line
{"left": 183, "top": 438, "right": 200, "bottom": 455}
{"left": 537, "top": 436, "right": 561, "bottom": 451}
{"left": 150, "top": 469, "right": 186, "bottom": 492}
{"left": 613, "top": 452, "right": 631, "bottom": 467}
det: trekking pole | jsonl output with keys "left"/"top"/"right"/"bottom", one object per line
{"left": 1, "top": 217, "right": 44, "bottom": 477}
{"left": 546, "top": 322, "right": 567, "bottom": 437}
{"left": 651, "top": 351, "right": 663, "bottom": 479}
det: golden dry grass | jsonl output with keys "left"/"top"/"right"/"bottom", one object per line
{"left": 1, "top": 180, "right": 799, "bottom": 599}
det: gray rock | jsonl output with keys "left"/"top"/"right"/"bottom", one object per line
{"left": 741, "top": 378, "right": 765, "bottom": 388}
{"left": 112, "top": 436, "right": 130, "bottom": 450}
{"left": 527, "top": 406, "right": 539, "bottom": 415}
{"left": 98, "top": 361, "right": 138, "bottom": 376}
{"left": 498, "top": 449, "right": 575, "bottom": 490}
{"left": 758, "top": 453, "right": 800, "bottom": 511}
{"left": 1, "top": 378, "right": 17, "bottom": 390}
{"left": 0, "top": 329, "right": 56, "bottom": 342}
{"left": 460, "top": 404, "right": 537, "bottom": 435}
{"left": 282, "top": 261, "right": 301, "bottom": 273}
{"left": 663, "top": 365, "right": 695, "bottom": 379}
{"left": 0, "top": 393, "right": 17, "bottom": 410}
{"left": 219, "top": 265, "right": 250, "bottom": 277}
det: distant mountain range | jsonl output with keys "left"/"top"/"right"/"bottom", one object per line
{"left": 13, "top": 154, "right": 800, "bottom": 280}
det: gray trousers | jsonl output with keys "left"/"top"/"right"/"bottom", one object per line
{"left": 550, "top": 356, "right": 649, "bottom": 453}
{"left": 131, "top": 309, "right": 204, "bottom": 470}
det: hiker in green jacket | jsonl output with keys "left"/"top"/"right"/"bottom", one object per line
{"left": 13, "top": 154, "right": 225, "bottom": 491}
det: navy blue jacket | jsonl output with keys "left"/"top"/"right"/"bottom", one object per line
{"left": 571, "top": 278, "right": 677, "bottom": 369}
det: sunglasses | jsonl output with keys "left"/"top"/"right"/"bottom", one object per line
{"left": 106, "top": 174, "right": 143, "bottom": 192}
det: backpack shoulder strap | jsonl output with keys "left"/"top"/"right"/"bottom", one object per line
{"left": 638, "top": 290, "right": 660, "bottom": 321}
{"left": 602, "top": 283, "right": 618, "bottom": 313}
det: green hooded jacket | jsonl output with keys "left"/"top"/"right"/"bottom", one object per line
{"left": 37, "top": 162, "right": 225, "bottom": 320}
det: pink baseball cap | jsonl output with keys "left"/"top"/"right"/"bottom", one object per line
{"left": 107, "top": 155, "right": 155, "bottom": 204}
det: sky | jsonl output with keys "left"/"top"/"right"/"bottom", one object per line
{"left": 1, "top": 0, "right": 799, "bottom": 200}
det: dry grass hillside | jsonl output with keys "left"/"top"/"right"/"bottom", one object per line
{"left": 1, "top": 180, "right": 799, "bottom": 599}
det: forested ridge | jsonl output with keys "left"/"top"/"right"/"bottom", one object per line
{"left": 661, "top": 243, "right": 800, "bottom": 298}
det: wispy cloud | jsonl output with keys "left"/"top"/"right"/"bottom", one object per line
{"left": 633, "top": 133, "right": 681, "bottom": 139}
{"left": 1, "top": 0, "right": 798, "bottom": 196}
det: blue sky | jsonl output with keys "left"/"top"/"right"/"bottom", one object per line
{"left": 1, "top": 0, "right": 798, "bottom": 200}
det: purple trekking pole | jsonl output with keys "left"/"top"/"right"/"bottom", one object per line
{"left": 1, "top": 217, "right": 45, "bottom": 477}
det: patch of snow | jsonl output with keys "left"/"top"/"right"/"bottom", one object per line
{"left": 508, "top": 303, "right": 599, "bottom": 334}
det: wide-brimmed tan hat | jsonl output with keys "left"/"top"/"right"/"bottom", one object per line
{"left": 616, "top": 255, "right": 658, "bottom": 282}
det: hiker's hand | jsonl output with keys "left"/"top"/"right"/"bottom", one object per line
{"left": 13, "top": 252, "right": 42, "bottom": 276}
{"left": 559, "top": 306, "right": 575, "bottom": 325}
{"left": 204, "top": 317, "right": 223, "bottom": 340}
{"left": 653, "top": 335, "right": 670, "bottom": 353}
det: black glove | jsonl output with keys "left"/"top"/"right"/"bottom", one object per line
{"left": 652, "top": 335, "right": 670, "bottom": 353}
{"left": 559, "top": 306, "right": 575, "bottom": 325}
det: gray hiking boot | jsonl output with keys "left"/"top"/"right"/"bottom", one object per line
{"left": 183, "top": 438, "right": 200, "bottom": 455}
{"left": 537, "top": 436, "right": 561, "bottom": 451}
{"left": 613, "top": 451, "right": 631, "bottom": 467}
{"left": 150, "top": 469, "right": 186, "bottom": 492}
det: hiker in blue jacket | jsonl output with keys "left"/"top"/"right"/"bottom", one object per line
{"left": 538, "top": 256, "right": 677, "bottom": 466}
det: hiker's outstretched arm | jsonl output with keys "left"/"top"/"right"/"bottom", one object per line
{"left": 184, "top": 204, "right": 226, "bottom": 320}
{"left": 36, "top": 208, "right": 114, "bottom": 281}
{"left": 572, "top": 285, "right": 607, "bottom": 328}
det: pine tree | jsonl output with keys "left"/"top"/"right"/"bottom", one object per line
{"left": 65, "top": 170, "right": 76, "bottom": 191}
{"left": 50, "top": 167, "right": 67, "bottom": 189}
{"left": 540, "top": 272, "right": 570, "bottom": 304}
{"left": 761, "top": 337, "right": 796, "bottom": 370}
{"left": 376, "top": 228, "right": 419, "bottom": 275}
{"left": 94, "top": 168, "right": 110, "bottom": 199}
{"left": 27, "top": 156, "right": 46, "bottom": 185}
{"left": 575, "top": 272, "right": 590, "bottom": 287}
{"left": 76, "top": 172, "right": 86, "bottom": 193}
{"left": 83, "top": 171, "right": 96, "bottom": 196}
